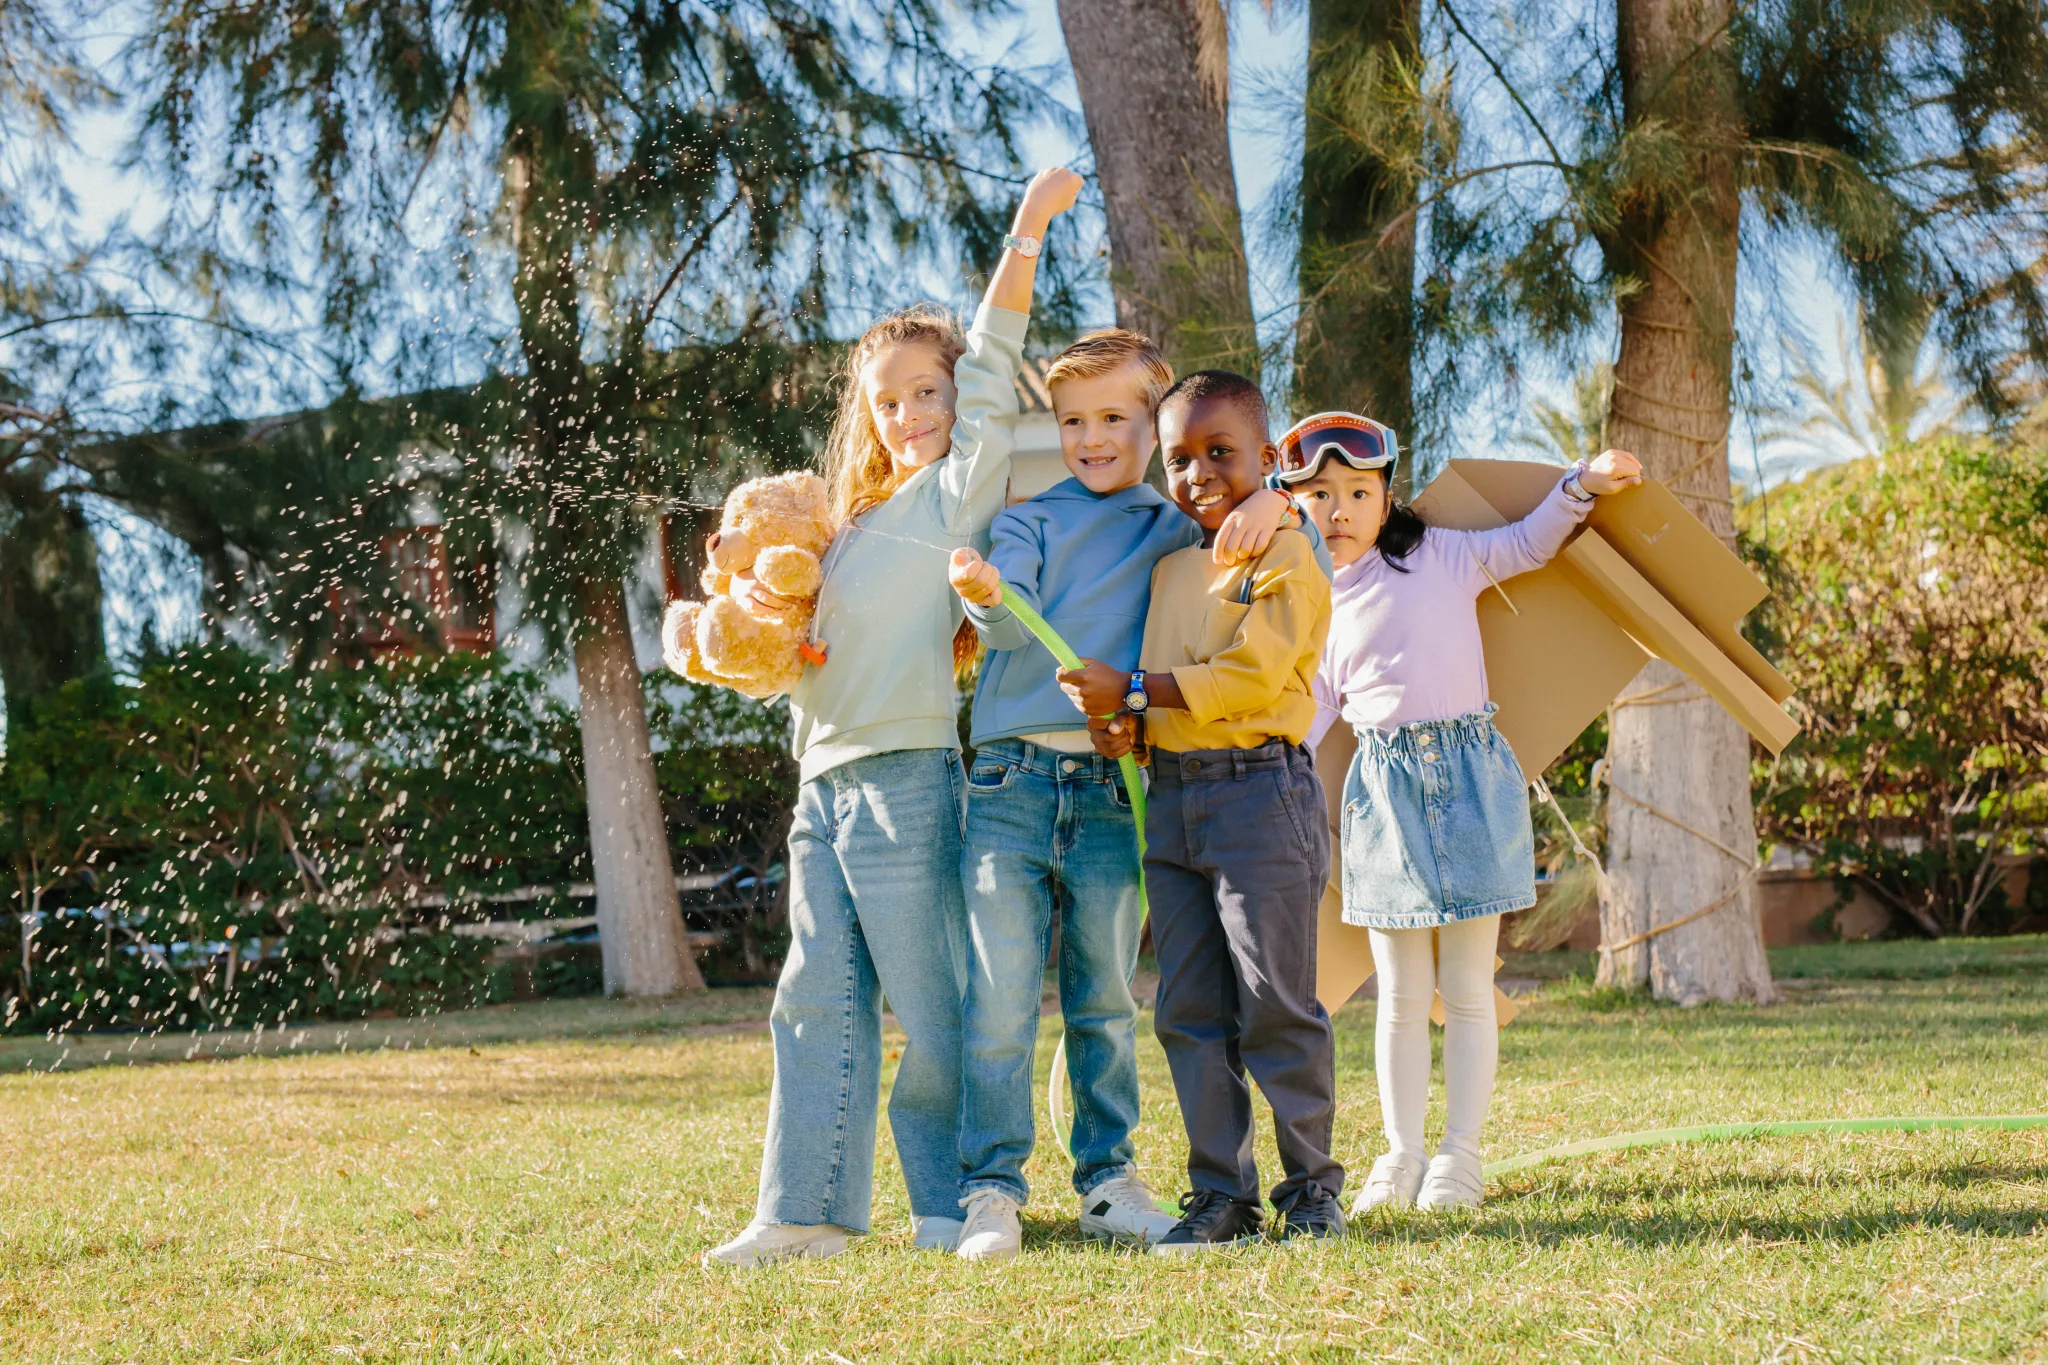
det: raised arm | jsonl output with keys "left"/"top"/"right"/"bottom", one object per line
{"left": 938, "top": 169, "right": 1084, "bottom": 535}
{"left": 1455, "top": 450, "right": 1643, "bottom": 585}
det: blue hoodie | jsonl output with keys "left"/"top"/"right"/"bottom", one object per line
{"left": 963, "top": 477, "right": 1329, "bottom": 747}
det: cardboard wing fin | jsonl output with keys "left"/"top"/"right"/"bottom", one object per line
{"left": 1409, "top": 461, "right": 1800, "bottom": 775}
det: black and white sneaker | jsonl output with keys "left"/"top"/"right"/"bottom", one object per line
{"left": 1275, "top": 1181, "right": 1346, "bottom": 1244}
{"left": 1151, "top": 1189, "right": 1266, "bottom": 1255}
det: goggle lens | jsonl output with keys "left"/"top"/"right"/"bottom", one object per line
{"left": 1278, "top": 423, "right": 1392, "bottom": 476}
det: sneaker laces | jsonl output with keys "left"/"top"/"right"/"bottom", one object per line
{"left": 957, "top": 1188, "right": 1020, "bottom": 1239}
{"left": 1090, "top": 1172, "right": 1161, "bottom": 1214}
{"left": 1280, "top": 1180, "right": 1340, "bottom": 1227}
{"left": 1172, "top": 1188, "right": 1241, "bottom": 1236}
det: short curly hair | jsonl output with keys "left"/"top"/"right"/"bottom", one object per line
{"left": 1156, "top": 369, "right": 1269, "bottom": 436}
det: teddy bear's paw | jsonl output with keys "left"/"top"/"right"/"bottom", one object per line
{"left": 753, "top": 545, "right": 823, "bottom": 598}
{"left": 698, "top": 595, "right": 795, "bottom": 677}
{"left": 700, "top": 564, "right": 733, "bottom": 599}
{"left": 661, "top": 600, "right": 704, "bottom": 676}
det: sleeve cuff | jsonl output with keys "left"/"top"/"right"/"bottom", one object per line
{"left": 971, "top": 301, "right": 1032, "bottom": 344}
{"left": 1171, "top": 666, "right": 1227, "bottom": 727}
{"left": 964, "top": 600, "right": 1013, "bottom": 627}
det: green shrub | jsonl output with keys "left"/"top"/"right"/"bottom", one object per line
{"left": 0, "top": 648, "right": 795, "bottom": 1033}
{"left": 1741, "top": 442, "right": 2048, "bottom": 937}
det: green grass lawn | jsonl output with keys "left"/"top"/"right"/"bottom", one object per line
{"left": 3, "top": 940, "right": 2045, "bottom": 1363}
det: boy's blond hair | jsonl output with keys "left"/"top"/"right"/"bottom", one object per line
{"left": 1045, "top": 328, "right": 1174, "bottom": 413}
{"left": 821, "top": 303, "right": 967, "bottom": 524}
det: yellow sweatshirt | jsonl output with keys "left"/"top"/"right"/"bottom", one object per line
{"left": 1138, "top": 527, "right": 1331, "bottom": 754}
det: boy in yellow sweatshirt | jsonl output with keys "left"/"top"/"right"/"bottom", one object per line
{"left": 1061, "top": 370, "right": 1342, "bottom": 1251}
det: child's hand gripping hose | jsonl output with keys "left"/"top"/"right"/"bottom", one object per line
{"left": 994, "top": 586, "right": 1147, "bottom": 1164}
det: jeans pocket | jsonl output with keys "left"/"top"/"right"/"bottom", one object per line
{"left": 1273, "top": 769, "right": 1314, "bottom": 859}
{"left": 1106, "top": 774, "right": 1135, "bottom": 811}
{"left": 967, "top": 757, "right": 1016, "bottom": 794}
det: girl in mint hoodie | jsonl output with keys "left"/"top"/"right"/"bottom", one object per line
{"left": 706, "top": 168, "right": 1083, "bottom": 1268}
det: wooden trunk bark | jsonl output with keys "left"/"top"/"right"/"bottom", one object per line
{"left": 574, "top": 575, "right": 703, "bottom": 995}
{"left": 1296, "top": 0, "right": 1419, "bottom": 494}
{"left": 0, "top": 492, "right": 105, "bottom": 726}
{"left": 1056, "top": 0, "right": 1258, "bottom": 374}
{"left": 511, "top": 147, "right": 702, "bottom": 997}
{"left": 1598, "top": 0, "right": 1775, "bottom": 1004}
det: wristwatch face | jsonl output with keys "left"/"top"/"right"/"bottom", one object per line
{"left": 1125, "top": 689, "right": 1147, "bottom": 713}
{"left": 1004, "top": 233, "right": 1041, "bottom": 259}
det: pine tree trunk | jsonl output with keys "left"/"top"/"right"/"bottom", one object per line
{"left": 1296, "top": 0, "right": 1419, "bottom": 493}
{"left": 509, "top": 146, "right": 701, "bottom": 997}
{"left": 1598, "top": 0, "right": 1774, "bottom": 1004}
{"left": 1056, "top": 0, "right": 1258, "bottom": 374}
{"left": 0, "top": 493, "right": 105, "bottom": 725}
{"left": 574, "top": 575, "right": 703, "bottom": 996}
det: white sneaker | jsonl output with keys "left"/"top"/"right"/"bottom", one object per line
{"left": 702, "top": 1221, "right": 847, "bottom": 1268}
{"left": 955, "top": 1189, "right": 1024, "bottom": 1262}
{"left": 1079, "top": 1172, "right": 1179, "bottom": 1244}
{"left": 912, "top": 1215, "right": 964, "bottom": 1252}
{"left": 1349, "top": 1152, "right": 1428, "bottom": 1215}
{"left": 1416, "top": 1151, "right": 1485, "bottom": 1211}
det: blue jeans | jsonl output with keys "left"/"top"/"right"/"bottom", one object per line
{"left": 957, "top": 740, "right": 1145, "bottom": 1205}
{"left": 754, "top": 748, "right": 969, "bottom": 1234}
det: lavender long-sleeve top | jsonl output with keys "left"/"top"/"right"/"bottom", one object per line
{"left": 1310, "top": 479, "right": 1592, "bottom": 744}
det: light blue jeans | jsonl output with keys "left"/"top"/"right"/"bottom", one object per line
{"left": 754, "top": 748, "right": 969, "bottom": 1234}
{"left": 957, "top": 740, "right": 1145, "bottom": 1206}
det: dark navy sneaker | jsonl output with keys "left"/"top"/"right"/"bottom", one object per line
{"left": 1274, "top": 1181, "right": 1347, "bottom": 1244}
{"left": 1151, "top": 1189, "right": 1267, "bottom": 1255}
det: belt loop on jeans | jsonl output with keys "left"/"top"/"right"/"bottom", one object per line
{"left": 1231, "top": 751, "right": 1246, "bottom": 780}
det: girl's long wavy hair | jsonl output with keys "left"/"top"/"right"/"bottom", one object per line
{"left": 819, "top": 303, "right": 982, "bottom": 674}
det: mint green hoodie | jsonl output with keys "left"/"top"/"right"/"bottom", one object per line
{"left": 787, "top": 302, "right": 1028, "bottom": 784}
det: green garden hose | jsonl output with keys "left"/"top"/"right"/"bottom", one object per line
{"left": 995, "top": 587, "right": 1150, "bottom": 865}
{"left": 1483, "top": 1114, "right": 2048, "bottom": 1180}
{"left": 996, "top": 587, "right": 1146, "bottom": 1164}
{"left": 992, "top": 593, "right": 2047, "bottom": 1195}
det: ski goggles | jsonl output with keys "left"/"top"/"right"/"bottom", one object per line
{"left": 1274, "top": 411, "right": 1400, "bottom": 486}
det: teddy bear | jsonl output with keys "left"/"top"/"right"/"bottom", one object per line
{"left": 661, "top": 470, "right": 836, "bottom": 699}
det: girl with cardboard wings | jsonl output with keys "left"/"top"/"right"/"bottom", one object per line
{"left": 1285, "top": 412, "right": 1640, "bottom": 1214}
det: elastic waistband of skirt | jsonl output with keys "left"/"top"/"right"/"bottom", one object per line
{"left": 1151, "top": 739, "right": 1311, "bottom": 783}
{"left": 1355, "top": 704, "right": 1502, "bottom": 758}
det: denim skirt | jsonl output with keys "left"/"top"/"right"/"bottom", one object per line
{"left": 1339, "top": 704, "right": 1535, "bottom": 930}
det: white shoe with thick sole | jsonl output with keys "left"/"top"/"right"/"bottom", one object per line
{"left": 1416, "top": 1151, "right": 1485, "bottom": 1211}
{"left": 1349, "top": 1152, "right": 1428, "bottom": 1215}
{"left": 912, "top": 1215, "right": 964, "bottom": 1252}
{"left": 955, "top": 1189, "right": 1024, "bottom": 1262}
{"left": 1079, "top": 1172, "right": 1179, "bottom": 1244}
{"left": 702, "top": 1221, "right": 848, "bottom": 1268}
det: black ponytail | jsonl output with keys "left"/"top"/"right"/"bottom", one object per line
{"left": 1376, "top": 469, "right": 1427, "bottom": 571}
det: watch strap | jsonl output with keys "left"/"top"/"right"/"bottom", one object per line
{"left": 1002, "top": 232, "right": 1042, "bottom": 259}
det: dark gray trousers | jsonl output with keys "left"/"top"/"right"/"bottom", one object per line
{"left": 1145, "top": 740, "right": 1343, "bottom": 1208}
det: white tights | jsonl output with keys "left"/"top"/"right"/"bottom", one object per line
{"left": 1367, "top": 915, "right": 1500, "bottom": 1162}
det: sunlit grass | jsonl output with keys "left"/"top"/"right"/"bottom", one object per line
{"left": 2, "top": 941, "right": 2043, "bottom": 1362}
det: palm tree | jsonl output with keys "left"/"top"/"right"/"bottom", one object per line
{"left": 1760, "top": 309, "right": 1958, "bottom": 478}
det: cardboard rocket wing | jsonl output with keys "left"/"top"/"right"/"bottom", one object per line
{"left": 1314, "top": 461, "right": 1800, "bottom": 1012}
